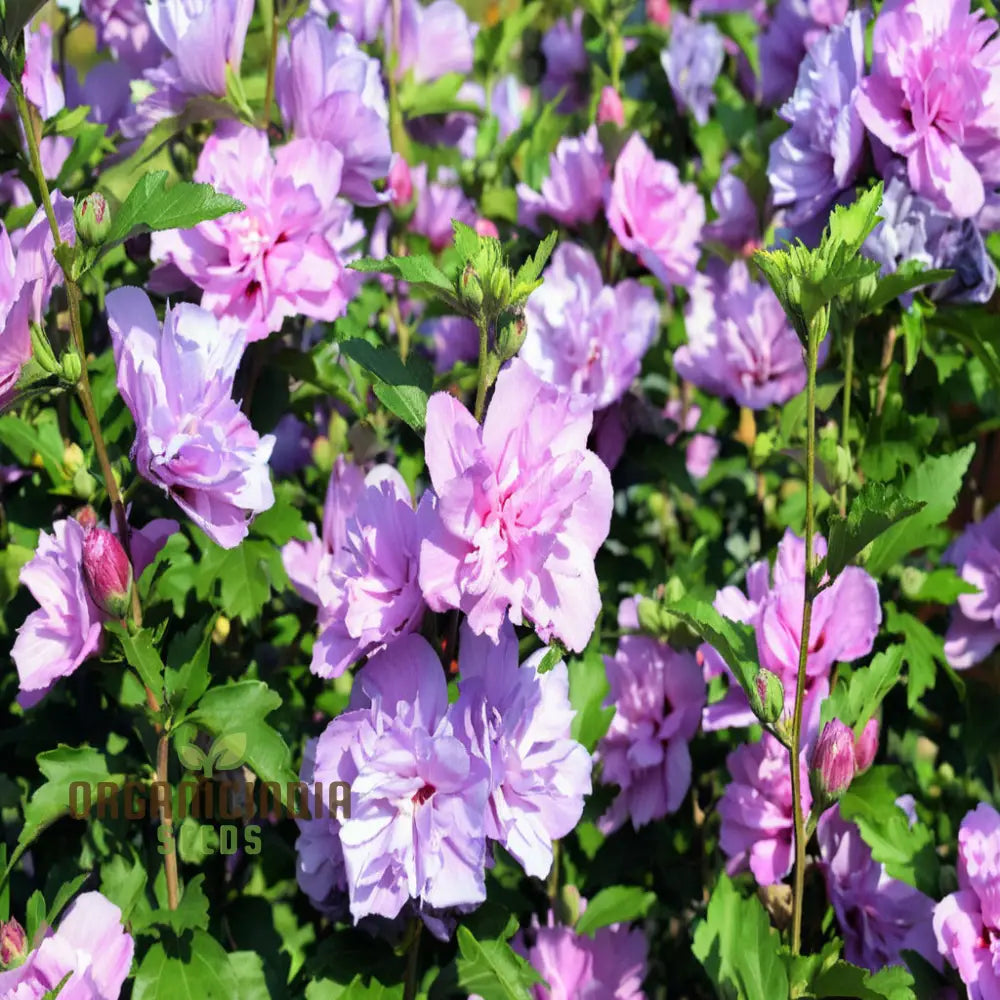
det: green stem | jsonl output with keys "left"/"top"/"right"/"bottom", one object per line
{"left": 403, "top": 918, "right": 422, "bottom": 1000}
{"left": 839, "top": 325, "right": 854, "bottom": 516}
{"left": 261, "top": 13, "right": 280, "bottom": 130}
{"left": 14, "top": 89, "right": 142, "bottom": 628}
{"left": 16, "top": 88, "right": 177, "bottom": 911}
{"left": 387, "top": 0, "right": 411, "bottom": 160}
{"left": 789, "top": 325, "right": 819, "bottom": 957}
{"left": 474, "top": 319, "right": 490, "bottom": 423}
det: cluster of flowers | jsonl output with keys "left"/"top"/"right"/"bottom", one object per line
{"left": 2, "top": 0, "right": 1000, "bottom": 996}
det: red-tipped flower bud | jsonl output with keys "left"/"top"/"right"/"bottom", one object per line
{"left": 389, "top": 157, "right": 413, "bottom": 207}
{"left": 72, "top": 504, "right": 99, "bottom": 531}
{"left": 810, "top": 719, "right": 856, "bottom": 801}
{"left": 82, "top": 528, "right": 133, "bottom": 618}
{"left": 597, "top": 86, "right": 625, "bottom": 127}
{"left": 853, "top": 718, "right": 879, "bottom": 772}
{"left": 647, "top": 0, "right": 671, "bottom": 27}
{"left": 474, "top": 217, "right": 499, "bottom": 239}
{"left": 74, "top": 191, "right": 111, "bottom": 246}
{"left": 748, "top": 668, "right": 785, "bottom": 724}
{"left": 0, "top": 918, "right": 27, "bottom": 968}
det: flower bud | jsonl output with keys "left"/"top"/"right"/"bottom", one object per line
{"left": 474, "top": 217, "right": 499, "bottom": 239}
{"left": 496, "top": 312, "right": 527, "bottom": 362}
{"left": 810, "top": 719, "right": 856, "bottom": 801}
{"left": 647, "top": 0, "right": 671, "bottom": 27}
{"left": 60, "top": 350, "right": 82, "bottom": 385}
{"left": 748, "top": 668, "right": 785, "bottom": 725}
{"left": 388, "top": 157, "right": 412, "bottom": 208}
{"left": 0, "top": 918, "right": 27, "bottom": 968}
{"left": 74, "top": 192, "right": 111, "bottom": 246}
{"left": 853, "top": 718, "right": 879, "bottom": 773}
{"left": 597, "top": 86, "right": 625, "bottom": 127}
{"left": 72, "top": 504, "right": 99, "bottom": 531}
{"left": 460, "top": 263, "right": 484, "bottom": 310}
{"left": 82, "top": 527, "right": 133, "bottom": 618}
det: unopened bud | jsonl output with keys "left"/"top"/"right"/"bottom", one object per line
{"left": 496, "top": 312, "right": 527, "bottom": 361}
{"left": 72, "top": 505, "right": 99, "bottom": 531}
{"left": 810, "top": 719, "right": 856, "bottom": 802}
{"left": 74, "top": 192, "right": 111, "bottom": 246}
{"left": 30, "top": 323, "right": 60, "bottom": 376}
{"left": 647, "top": 0, "right": 671, "bottom": 27}
{"left": 0, "top": 918, "right": 27, "bottom": 968}
{"left": 82, "top": 527, "right": 133, "bottom": 618}
{"left": 853, "top": 718, "right": 879, "bottom": 773}
{"left": 636, "top": 597, "right": 663, "bottom": 634}
{"left": 748, "top": 668, "right": 785, "bottom": 725}
{"left": 597, "top": 86, "right": 625, "bottom": 127}
{"left": 556, "top": 883, "right": 581, "bottom": 927}
{"left": 388, "top": 157, "right": 412, "bottom": 208}
{"left": 60, "top": 350, "right": 82, "bottom": 385}
{"left": 460, "top": 263, "right": 484, "bottom": 310}
{"left": 474, "top": 218, "right": 499, "bottom": 239}
{"left": 63, "top": 442, "right": 85, "bottom": 476}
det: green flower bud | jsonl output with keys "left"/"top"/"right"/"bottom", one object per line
{"left": 74, "top": 192, "right": 111, "bottom": 246}
{"left": 496, "top": 312, "right": 527, "bottom": 362}
{"left": 60, "top": 350, "right": 82, "bottom": 385}
{"left": 747, "top": 668, "right": 785, "bottom": 725}
{"left": 460, "top": 263, "right": 483, "bottom": 311}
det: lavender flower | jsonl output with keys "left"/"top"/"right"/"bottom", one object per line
{"left": 311, "top": 635, "right": 490, "bottom": 921}
{"left": 595, "top": 620, "right": 705, "bottom": 833}
{"left": 151, "top": 125, "right": 363, "bottom": 342}
{"left": 769, "top": 11, "right": 867, "bottom": 226}
{"left": 517, "top": 126, "right": 608, "bottom": 232}
{"left": 0, "top": 892, "right": 134, "bottom": 999}
{"left": 419, "top": 357, "right": 613, "bottom": 652}
{"left": 81, "top": 0, "right": 165, "bottom": 70}
{"left": 856, "top": 0, "right": 1000, "bottom": 220}
{"left": 541, "top": 10, "right": 588, "bottom": 113}
{"left": 394, "top": 0, "right": 475, "bottom": 83}
{"left": 718, "top": 732, "right": 812, "bottom": 885}
{"left": 455, "top": 619, "right": 591, "bottom": 878}
{"left": 661, "top": 13, "right": 724, "bottom": 126}
{"left": 606, "top": 133, "right": 704, "bottom": 289}
{"left": 521, "top": 243, "right": 659, "bottom": 410}
{"left": 674, "top": 259, "right": 807, "bottom": 409}
{"left": 818, "top": 808, "right": 939, "bottom": 973}
{"left": 312, "top": 467, "right": 430, "bottom": 679}
{"left": 703, "top": 164, "right": 760, "bottom": 252}
{"left": 941, "top": 505, "right": 1000, "bottom": 668}
{"left": 275, "top": 14, "right": 391, "bottom": 205}
{"left": 105, "top": 288, "right": 275, "bottom": 548}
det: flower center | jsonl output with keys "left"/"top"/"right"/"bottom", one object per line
{"left": 412, "top": 783, "right": 435, "bottom": 806}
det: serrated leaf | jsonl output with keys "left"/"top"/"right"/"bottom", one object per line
{"left": 820, "top": 645, "right": 903, "bottom": 736}
{"left": 865, "top": 445, "right": 976, "bottom": 576}
{"left": 340, "top": 338, "right": 431, "bottom": 430}
{"left": 102, "top": 171, "right": 244, "bottom": 254}
{"left": 453, "top": 219, "right": 480, "bottom": 262}
{"left": 568, "top": 649, "right": 613, "bottom": 752}
{"left": 575, "top": 886, "right": 655, "bottom": 936}
{"left": 666, "top": 595, "right": 759, "bottom": 703}
{"left": 106, "top": 624, "right": 165, "bottom": 704}
{"left": 885, "top": 603, "right": 965, "bottom": 709}
{"left": 826, "top": 482, "right": 925, "bottom": 578}
{"left": 513, "top": 230, "right": 557, "bottom": 294}
{"left": 132, "top": 875, "right": 210, "bottom": 937}
{"left": 811, "top": 959, "right": 915, "bottom": 1000}
{"left": 349, "top": 254, "right": 455, "bottom": 296}
{"left": 866, "top": 261, "right": 953, "bottom": 314}
{"left": 185, "top": 681, "right": 296, "bottom": 787}
{"left": 455, "top": 925, "right": 543, "bottom": 1000}
{"left": 692, "top": 875, "right": 789, "bottom": 1000}
{"left": 132, "top": 930, "right": 237, "bottom": 1000}
{"left": 165, "top": 620, "right": 213, "bottom": 718}
{"left": 373, "top": 382, "right": 428, "bottom": 431}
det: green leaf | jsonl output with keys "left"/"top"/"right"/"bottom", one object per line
{"left": 99, "top": 855, "right": 149, "bottom": 923}
{"left": 865, "top": 445, "right": 976, "bottom": 577}
{"left": 107, "top": 623, "right": 165, "bottom": 703}
{"left": 900, "top": 565, "right": 979, "bottom": 604}
{"left": 866, "top": 260, "right": 953, "bottom": 314}
{"left": 102, "top": 171, "right": 244, "bottom": 254}
{"left": 349, "top": 254, "right": 455, "bottom": 296}
{"left": 826, "top": 482, "right": 925, "bottom": 578}
{"left": 132, "top": 875, "right": 210, "bottom": 936}
{"left": 453, "top": 219, "right": 480, "bottom": 262}
{"left": 828, "top": 182, "right": 884, "bottom": 258}
{"left": 820, "top": 645, "right": 903, "bottom": 736}
{"left": 250, "top": 493, "right": 311, "bottom": 546}
{"left": 0, "top": 411, "right": 67, "bottom": 486}
{"left": 165, "top": 620, "right": 213, "bottom": 718}
{"left": 692, "top": 875, "right": 789, "bottom": 1000}
{"left": 574, "top": 886, "right": 655, "bottom": 937}
{"left": 228, "top": 953, "right": 272, "bottom": 1000}
{"left": 536, "top": 640, "right": 566, "bottom": 676}
{"left": 185, "top": 681, "right": 297, "bottom": 787}
{"left": 132, "top": 930, "right": 238, "bottom": 999}
{"left": 208, "top": 732, "right": 248, "bottom": 771}
{"left": 811, "top": 959, "right": 915, "bottom": 1000}
{"left": 838, "top": 767, "right": 938, "bottom": 894}
{"left": 665, "top": 595, "right": 759, "bottom": 703}
{"left": 16, "top": 746, "right": 125, "bottom": 861}
{"left": 46, "top": 873, "right": 88, "bottom": 928}
{"left": 2, "top": 0, "right": 47, "bottom": 44}
{"left": 567, "top": 650, "right": 613, "bottom": 752}
{"left": 339, "top": 338, "right": 432, "bottom": 431}
{"left": 398, "top": 71, "right": 482, "bottom": 117}
{"left": 455, "top": 925, "right": 543, "bottom": 1000}
{"left": 512, "top": 230, "right": 557, "bottom": 298}
{"left": 885, "top": 603, "right": 965, "bottom": 709}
